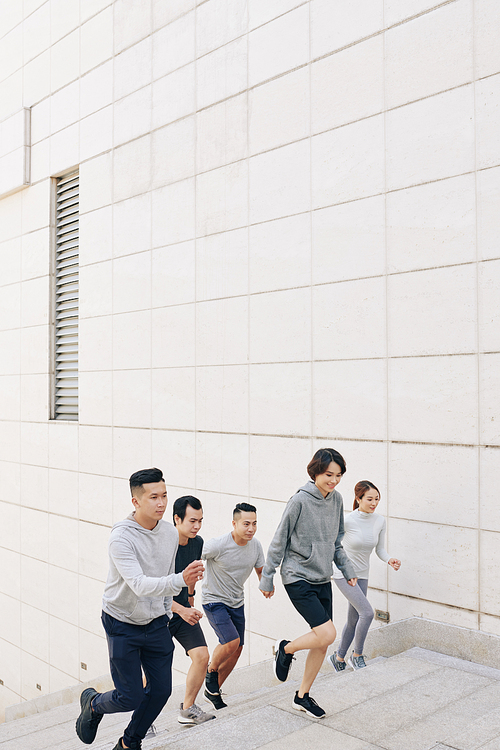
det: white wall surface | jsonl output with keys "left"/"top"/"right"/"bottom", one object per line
{"left": 0, "top": 0, "right": 500, "bottom": 721}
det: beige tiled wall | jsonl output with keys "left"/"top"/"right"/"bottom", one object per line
{"left": 1, "top": 0, "right": 500, "bottom": 721}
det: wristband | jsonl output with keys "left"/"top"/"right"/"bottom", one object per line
{"left": 188, "top": 590, "right": 195, "bottom": 597}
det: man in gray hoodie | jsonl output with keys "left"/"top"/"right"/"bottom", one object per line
{"left": 259, "top": 448, "right": 357, "bottom": 719}
{"left": 75, "top": 467, "right": 204, "bottom": 750}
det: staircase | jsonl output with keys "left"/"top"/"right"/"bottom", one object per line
{"left": 2, "top": 646, "right": 500, "bottom": 750}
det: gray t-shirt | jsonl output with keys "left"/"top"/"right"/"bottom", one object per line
{"left": 201, "top": 532, "right": 265, "bottom": 608}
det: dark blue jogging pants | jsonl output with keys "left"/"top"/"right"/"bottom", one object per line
{"left": 92, "top": 611, "right": 174, "bottom": 746}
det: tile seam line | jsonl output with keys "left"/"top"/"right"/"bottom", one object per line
{"left": 9, "top": 430, "right": 500, "bottom": 450}
{"left": 372, "top": 516, "right": 481, "bottom": 530}
{"left": 34, "top": 56, "right": 497, "bottom": 148}
{"left": 12, "top": 57, "right": 500, "bottom": 126}
{"left": 16, "top": 1, "right": 112, "bottom": 28}
{"left": 368, "top": 589, "right": 495, "bottom": 617}
{"left": 79, "top": 351, "right": 498, "bottom": 368}
{"left": 46, "top": 74, "right": 474, "bottom": 160}
{"left": 26, "top": 61, "right": 497, "bottom": 151}
{"left": 0, "top": 638, "right": 104, "bottom": 677}
{"left": 117, "top": 0, "right": 457, "bottom": 75}
{"left": 0, "top": 503, "right": 111, "bottom": 524}
{"left": 65, "top": 255, "right": 500, "bottom": 281}
{"left": 6, "top": 0, "right": 307, "bottom": 44}
{"left": 21, "top": 161, "right": 500, "bottom": 209}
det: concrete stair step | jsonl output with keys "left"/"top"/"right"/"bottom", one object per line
{"left": 4, "top": 649, "right": 500, "bottom": 750}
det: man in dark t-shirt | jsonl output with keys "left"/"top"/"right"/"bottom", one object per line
{"left": 168, "top": 496, "right": 215, "bottom": 726}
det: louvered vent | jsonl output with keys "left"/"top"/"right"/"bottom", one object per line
{"left": 54, "top": 170, "right": 79, "bottom": 420}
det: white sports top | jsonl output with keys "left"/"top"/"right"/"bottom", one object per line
{"left": 332, "top": 509, "right": 390, "bottom": 580}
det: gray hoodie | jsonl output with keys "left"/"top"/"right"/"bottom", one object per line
{"left": 259, "top": 481, "right": 356, "bottom": 592}
{"left": 102, "top": 513, "right": 185, "bottom": 625}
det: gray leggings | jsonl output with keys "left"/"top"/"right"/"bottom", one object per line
{"left": 333, "top": 578, "right": 373, "bottom": 658}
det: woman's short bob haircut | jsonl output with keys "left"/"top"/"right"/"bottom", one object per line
{"left": 353, "top": 480, "right": 380, "bottom": 511}
{"left": 307, "top": 448, "right": 346, "bottom": 480}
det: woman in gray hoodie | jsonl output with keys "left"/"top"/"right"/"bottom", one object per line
{"left": 259, "top": 448, "right": 357, "bottom": 719}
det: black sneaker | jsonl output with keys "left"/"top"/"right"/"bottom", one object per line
{"left": 75, "top": 688, "right": 103, "bottom": 744}
{"left": 112, "top": 739, "right": 142, "bottom": 750}
{"left": 274, "top": 639, "right": 293, "bottom": 682}
{"left": 204, "top": 688, "right": 227, "bottom": 710}
{"left": 292, "top": 691, "right": 326, "bottom": 718}
{"left": 205, "top": 670, "right": 220, "bottom": 695}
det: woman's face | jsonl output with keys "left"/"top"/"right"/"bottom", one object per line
{"left": 358, "top": 489, "right": 380, "bottom": 513}
{"left": 315, "top": 461, "right": 343, "bottom": 498}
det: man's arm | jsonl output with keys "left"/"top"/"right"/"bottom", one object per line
{"left": 110, "top": 538, "right": 184, "bottom": 597}
{"left": 201, "top": 537, "right": 219, "bottom": 561}
{"left": 111, "top": 539, "right": 204, "bottom": 598}
{"left": 255, "top": 566, "right": 263, "bottom": 581}
{"left": 171, "top": 600, "right": 203, "bottom": 625}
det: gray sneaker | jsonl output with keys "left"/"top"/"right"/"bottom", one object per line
{"left": 144, "top": 723, "right": 157, "bottom": 737}
{"left": 178, "top": 702, "right": 216, "bottom": 725}
{"left": 328, "top": 651, "right": 347, "bottom": 672}
{"left": 348, "top": 652, "right": 367, "bottom": 670}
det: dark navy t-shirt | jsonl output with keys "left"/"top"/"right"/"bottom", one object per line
{"left": 173, "top": 535, "right": 204, "bottom": 609}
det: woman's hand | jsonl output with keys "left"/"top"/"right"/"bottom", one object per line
{"left": 261, "top": 588, "right": 274, "bottom": 598}
{"left": 347, "top": 578, "right": 357, "bottom": 587}
{"left": 388, "top": 558, "right": 401, "bottom": 571}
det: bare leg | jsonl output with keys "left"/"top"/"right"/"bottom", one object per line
{"left": 183, "top": 646, "right": 209, "bottom": 709}
{"left": 284, "top": 621, "right": 336, "bottom": 698}
{"left": 208, "top": 638, "right": 240, "bottom": 674}
{"left": 217, "top": 645, "right": 243, "bottom": 687}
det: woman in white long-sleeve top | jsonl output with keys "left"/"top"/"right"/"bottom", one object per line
{"left": 329, "top": 480, "right": 401, "bottom": 671}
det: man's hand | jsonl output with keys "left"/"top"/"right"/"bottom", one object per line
{"left": 347, "top": 578, "right": 357, "bottom": 587}
{"left": 261, "top": 588, "right": 274, "bottom": 598}
{"left": 182, "top": 560, "right": 204, "bottom": 588}
{"left": 179, "top": 605, "right": 203, "bottom": 625}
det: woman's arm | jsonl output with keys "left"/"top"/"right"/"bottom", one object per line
{"left": 375, "top": 518, "right": 400, "bottom": 570}
{"left": 333, "top": 509, "right": 357, "bottom": 582}
{"left": 375, "top": 518, "right": 391, "bottom": 564}
{"left": 259, "top": 500, "right": 301, "bottom": 593}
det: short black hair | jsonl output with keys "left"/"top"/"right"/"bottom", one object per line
{"left": 307, "top": 448, "right": 346, "bottom": 480}
{"left": 173, "top": 495, "right": 202, "bottom": 523}
{"left": 233, "top": 502, "right": 257, "bottom": 519}
{"left": 129, "top": 467, "right": 165, "bottom": 496}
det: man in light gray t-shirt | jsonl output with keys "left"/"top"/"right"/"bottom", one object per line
{"left": 201, "top": 503, "right": 265, "bottom": 710}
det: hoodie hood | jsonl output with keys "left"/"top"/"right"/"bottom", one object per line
{"left": 296, "top": 480, "right": 337, "bottom": 503}
{"left": 111, "top": 512, "right": 165, "bottom": 535}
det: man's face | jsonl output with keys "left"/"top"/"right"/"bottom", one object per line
{"left": 232, "top": 511, "right": 257, "bottom": 544}
{"left": 132, "top": 481, "right": 168, "bottom": 528}
{"left": 175, "top": 505, "right": 203, "bottom": 542}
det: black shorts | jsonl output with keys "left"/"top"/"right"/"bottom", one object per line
{"left": 168, "top": 614, "right": 207, "bottom": 655}
{"left": 284, "top": 580, "right": 333, "bottom": 629}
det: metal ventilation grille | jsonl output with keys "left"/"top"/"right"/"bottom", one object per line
{"left": 54, "top": 170, "right": 79, "bottom": 420}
